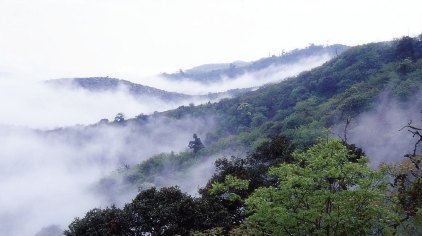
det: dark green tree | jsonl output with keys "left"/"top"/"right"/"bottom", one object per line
{"left": 188, "top": 133, "right": 204, "bottom": 154}
{"left": 396, "top": 36, "right": 416, "bottom": 61}
{"left": 114, "top": 112, "right": 125, "bottom": 123}
{"left": 124, "top": 187, "right": 200, "bottom": 236}
{"left": 64, "top": 205, "right": 131, "bottom": 236}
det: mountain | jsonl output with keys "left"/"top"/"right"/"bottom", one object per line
{"left": 162, "top": 44, "right": 349, "bottom": 83}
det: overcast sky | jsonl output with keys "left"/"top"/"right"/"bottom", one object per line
{"left": 0, "top": 0, "right": 421, "bottom": 81}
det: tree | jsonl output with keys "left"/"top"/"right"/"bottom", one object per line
{"left": 388, "top": 119, "right": 422, "bottom": 234}
{"left": 245, "top": 139, "right": 399, "bottom": 235}
{"left": 114, "top": 112, "right": 125, "bottom": 123}
{"left": 199, "top": 136, "right": 294, "bottom": 229}
{"left": 395, "top": 36, "right": 415, "bottom": 61}
{"left": 189, "top": 133, "right": 204, "bottom": 154}
{"left": 65, "top": 186, "right": 230, "bottom": 235}
{"left": 124, "top": 187, "right": 200, "bottom": 235}
{"left": 64, "top": 206, "right": 131, "bottom": 236}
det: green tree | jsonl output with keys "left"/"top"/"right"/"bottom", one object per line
{"left": 245, "top": 139, "right": 399, "bottom": 235}
{"left": 199, "top": 136, "right": 294, "bottom": 229}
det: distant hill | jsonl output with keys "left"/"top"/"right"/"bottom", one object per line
{"left": 47, "top": 77, "right": 192, "bottom": 101}
{"left": 162, "top": 44, "right": 349, "bottom": 83}
{"left": 47, "top": 77, "right": 253, "bottom": 102}
{"left": 185, "top": 60, "right": 250, "bottom": 74}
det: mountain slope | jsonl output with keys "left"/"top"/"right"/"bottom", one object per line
{"left": 57, "top": 37, "right": 422, "bottom": 178}
{"left": 92, "top": 36, "right": 422, "bottom": 198}
{"left": 160, "top": 38, "right": 422, "bottom": 149}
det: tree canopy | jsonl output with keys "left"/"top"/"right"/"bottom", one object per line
{"left": 245, "top": 139, "right": 399, "bottom": 235}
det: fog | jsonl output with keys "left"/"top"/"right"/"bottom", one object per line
{"left": 336, "top": 93, "right": 422, "bottom": 167}
{"left": 0, "top": 49, "right": 336, "bottom": 235}
{"left": 1, "top": 64, "right": 221, "bottom": 236}
{"left": 134, "top": 54, "right": 333, "bottom": 95}
{"left": 134, "top": 148, "right": 247, "bottom": 197}
{"left": 0, "top": 80, "right": 203, "bottom": 129}
{"left": 0, "top": 116, "right": 215, "bottom": 236}
{"left": 0, "top": 51, "right": 336, "bottom": 130}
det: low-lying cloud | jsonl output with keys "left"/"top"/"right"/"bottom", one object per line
{"left": 336, "top": 93, "right": 422, "bottom": 167}
{"left": 0, "top": 51, "right": 337, "bottom": 235}
{"left": 0, "top": 116, "right": 215, "bottom": 236}
{"left": 0, "top": 79, "right": 205, "bottom": 129}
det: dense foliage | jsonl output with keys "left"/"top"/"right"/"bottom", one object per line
{"left": 65, "top": 136, "right": 296, "bottom": 235}
{"left": 245, "top": 140, "right": 398, "bottom": 235}
{"left": 66, "top": 35, "right": 422, "bottom": 235}
{"left": 163, "top": 35, "right": 422, "bottom": 150}
{"left": 65, "top": 133, "right": 421, "bottom": 235}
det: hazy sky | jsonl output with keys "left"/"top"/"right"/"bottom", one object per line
{"left": 0, "top": 0, "right": 421, "bottom": 80}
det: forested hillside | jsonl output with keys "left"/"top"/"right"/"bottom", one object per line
{"left": 65, "top": 35, "right": 422, "bottom": 235}
{"left": 162, "top": 36, "right": 421, "bottom": 149}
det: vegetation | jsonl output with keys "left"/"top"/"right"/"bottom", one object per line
{"left": 65, "top": 133, "right": 421, "bottom": 235}
{"left": 188, "top": 134, "right": 205, "bottom": 154}
{"left": 245, "top": 140, "right": 398, "bottom": 235}
{"left": 161, "top": 35, "right": 422, "bottom": 151}
{"left": 66, "top": 35, "right": 422, "bottom": 235}
{"left": 387, "top": 120, "right": 422, "bottom": 234}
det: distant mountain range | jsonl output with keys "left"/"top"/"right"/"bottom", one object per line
{"left": 162, "top": 44, "right": 349, "bottom": 83}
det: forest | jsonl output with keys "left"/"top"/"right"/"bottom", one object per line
{"left": 64, "top": 35, "right": 422, "bottom": 235}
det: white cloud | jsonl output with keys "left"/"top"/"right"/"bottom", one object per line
{"left": 334, "top": 93, "right": 422, "bottom": 167}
